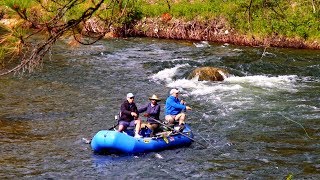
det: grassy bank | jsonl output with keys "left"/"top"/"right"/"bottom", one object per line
{"left": 1, "top": 0, "right": 319, "bottom": 42}
{"left": 138, "top": 0, "right": 319, "bottom": 42}
{"left": 1, "top": 0, "right": 319, "bottom": 41}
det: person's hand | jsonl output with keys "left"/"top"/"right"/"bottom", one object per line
{"left": 186, "top": 106, "right": 192, "bottom": 110}
{"left": 144, "top": 113, "right": 150, "bottom": 117}
{"left": 131, "top": 112, "right": 138, "bottom": 117}
{"left": 180, "top": 99, "right": 186, "bottom": 105}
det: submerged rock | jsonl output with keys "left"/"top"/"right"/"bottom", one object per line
{"left": 188, "top": 67, "right": 229, "bottom": 81}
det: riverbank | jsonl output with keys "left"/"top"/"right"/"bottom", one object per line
{"left": 1, "top": 16, "right": 319, "bottom": 51}
{"left": 125, "top": 17, "right": 320, "bottom": 50}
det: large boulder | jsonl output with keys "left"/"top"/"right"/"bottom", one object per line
{"left": 188, "top": 67, "right": 229, "bottom": 81}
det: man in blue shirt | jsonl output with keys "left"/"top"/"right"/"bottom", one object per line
{"left": 165, "top": 88, "right": 192, "bottom": 131}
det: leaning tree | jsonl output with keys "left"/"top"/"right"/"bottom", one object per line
{"left": 0, "top": 0, "right": 140, "bottom": 75}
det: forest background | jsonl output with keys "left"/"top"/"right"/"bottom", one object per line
{"left": 0, "top": 0, "right": 319, "bottom": 74}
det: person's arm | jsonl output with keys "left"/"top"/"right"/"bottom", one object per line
{"left": 138, "top": 103, "right": 148, "bottom": 113}
{"left": 120, "top": 102, "right": 132, "bottom": 115}
{"left": 167, "top": 97, "right": 186, "bottom": 110}
{"left": 133, "top": 104, "right": 139, "bottom": 118}
{"left": 149, "top": 104, "right": 160, "bottom": 116}
{"left": 180, "top": 99, "right": 192, "bottom": 110}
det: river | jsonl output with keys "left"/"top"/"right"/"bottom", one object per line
{"left": 0, "top": 38, "right": 319, "bottom": 179}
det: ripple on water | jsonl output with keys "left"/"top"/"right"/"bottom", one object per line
{"left": 0, "top": 38, "right": 319, "bottom": 178}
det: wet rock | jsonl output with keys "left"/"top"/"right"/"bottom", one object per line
{"left": 188, "top": 67, "right": 229, "bottom": 81}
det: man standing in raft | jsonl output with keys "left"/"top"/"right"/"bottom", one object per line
{"left": 165, "top": 89, "right": 192, "bottom": 131}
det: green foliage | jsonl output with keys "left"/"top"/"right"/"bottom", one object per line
{"left": 123, "top": 6, "right": 143, "bottom": 25}
{"left": 227, "top": 0, "right": 319, "bottom": 40}
{"left": 138, "top": 0, "right": 222, "bottom": 20}
{"left": 286, "top": 173, "right": 293, "bottom": 180}
{"left": 136, "top": 0, "right": 320, "bottom": 41}
{"left": 138, "top": 0, "right": 168, "bottom": 17}
{"left": 0, "top": 23, "right": 26, "bottom": 66}
{"left": 0, "top": 47, "right": 5, "bottom": 66}
{"left": 170, "top": 1, "right": 217, "bottom": 20}
{"left": 3, "top": 0, "right": 34, "bottom": 11}
{"left": 114, "top": 0, "right": 143, "bottom": 25}
{"left": 0, "top": 0, "right": 145, "bottom": 67}
{"left": 1, "top": 0, "right": 318, "bottom": 41}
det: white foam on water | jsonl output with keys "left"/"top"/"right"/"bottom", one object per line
{"left": 233, "top": 48, "right": 243, "bottom": 52}
{"left": 167, "top": 78, "right": 242, "bottom": 97}
{"left": 150, "top": 65, "right": 301, "bottom": 113}
{"left": 193, "top": 41, "right": 210, "bottom": 48}
{"left": 154, "top": 153, "right": 163, "bottom": 159}
{"left": 151, "top": 64, "right": 300, "bottom": 96}
{"left": 150, "top": 64, "right": 190, "bottom": 84}
{"left": 225, "top": 75, "right": 299, "bottom": 91}
{"left": 262, "top": 51, "right": 277, "bottom": 57}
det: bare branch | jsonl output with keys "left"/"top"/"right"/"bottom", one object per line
{"left": 0, "top": 0, "right": 105, "bottom": 75}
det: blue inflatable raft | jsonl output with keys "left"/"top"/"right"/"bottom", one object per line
{"left": 91, "top": 125, "right": 194, "bottom": 154}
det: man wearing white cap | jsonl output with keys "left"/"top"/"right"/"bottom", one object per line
{"left": 165, "top": 88, "right": 192, "bottom": 131}
{"left": 118, "top": 93, "right": 142, "bottom": 138}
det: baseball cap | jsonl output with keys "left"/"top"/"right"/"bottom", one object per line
{"left": 127, "top": 93, "right": 134, "bottom": 98}
{"left": 170, "top": 88, "right": 179, "bottom": 95}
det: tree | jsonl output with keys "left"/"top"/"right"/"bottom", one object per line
{"left": 0, "top": 0, "right": 140, "bottom": 75}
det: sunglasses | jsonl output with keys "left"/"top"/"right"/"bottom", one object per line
{"left": 129, "top": 97, "right": 134, "bottom": 99}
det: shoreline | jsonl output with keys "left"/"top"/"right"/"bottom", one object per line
{"left": 125, "top": 17, "right": 320, "bottom": 50}
{"left": 1, "top": 17, "right": 320, "bottom": 50}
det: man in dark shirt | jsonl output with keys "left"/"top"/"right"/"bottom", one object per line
{"left": 118, "top": 93, "right": 142, "bottom": 138}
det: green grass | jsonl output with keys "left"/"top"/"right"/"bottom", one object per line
{"left": 1, "top": 0, "right": 318, "bottom": 40}
{"left": 138, "top": 0, "right": 223, "bottom": 20}
{"left": 137, "top": 0, "right": 320, "bottom": 40}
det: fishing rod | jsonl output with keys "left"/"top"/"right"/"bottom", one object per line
{"left": 108, "top": 122, "right": 119, "bottom": 130}
{"left": 109, "top": 113, "right": 208, "bottom": 147}
{"left": 148, "top": 117, "right": 208, "bottom": 148}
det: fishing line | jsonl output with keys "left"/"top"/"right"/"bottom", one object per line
{"left": 194, "top": 122, "right": 251, "bottom": 154}
{"left": 194, "top": 131, "right": 214, "bottom": 148}
{"left": 245, "top": 109, "right": 317, "bottom": 140}
{"left": 277, "top": 112, "right": 314, "bottom": 140}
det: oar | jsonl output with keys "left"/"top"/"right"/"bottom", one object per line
{"left": 108, "top": 122, "right": 119, "bottom": 130}
{"left": 108, "top": 114, "right": 120, "bottom": 130}
{"left": 149, "top": 117, "right": 207, "bottom": 148}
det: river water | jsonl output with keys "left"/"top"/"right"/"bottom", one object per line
{"left": 0, "top": 38, "right": 319, "bottom": 179}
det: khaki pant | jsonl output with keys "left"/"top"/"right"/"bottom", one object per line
{"left": 142, "top": 122, "right": 160, "bottom": 137}
{"left": 165, "top": 113, "right": 186, "bottom": 125}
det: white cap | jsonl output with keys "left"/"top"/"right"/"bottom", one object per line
{"left": 170, "top": 88, "right": 179, "bottom": 95}
{"left": 126, "top": 93, "right": 134, "bottom": 98}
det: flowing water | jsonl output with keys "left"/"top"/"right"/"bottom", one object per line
{"left": 0, "top": 38, "right": 319, "bottom": 179}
